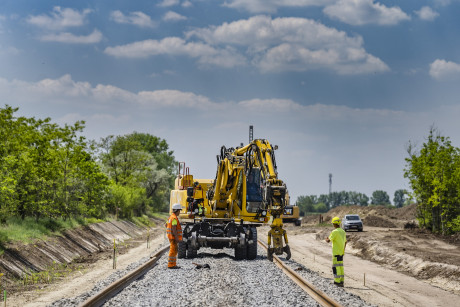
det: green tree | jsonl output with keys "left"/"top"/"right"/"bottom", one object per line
{"left": 99, "top": 133, "right": 176, "bottom": 214}
{"left": 393, "top": 189, "right": 407, "bottom": 208}
{"left": 318, "top": 194, "right": 330, "bottom": 210}
{"left": 0, "top": 105, "right": 110, "bottom": 221}
{"left": 296, "top": 195, "right": 316, "bottom": 215}
{"left": 314, "top": 202, "right": 328, "bottom": 213}
{"left": 128, "top": 132, "right": 176, "bottom": 173}
{"left": 348, "top": 192, "right": 369, "bottom": 206}
{"left": 370, "top": 190, "right": 391, "bottom": 206}
{"left": 405, "top": 128, "right": 460, "bottom": 234}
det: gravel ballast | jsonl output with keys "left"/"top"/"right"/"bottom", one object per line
{"left": 50, "top": 241, "right": 374, "bottom": 307}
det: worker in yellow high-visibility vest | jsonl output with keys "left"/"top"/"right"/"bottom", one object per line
{"left": 325, "top": 216, "right": 347, "bottom": 286}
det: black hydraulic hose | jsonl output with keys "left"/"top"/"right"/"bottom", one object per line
{"left": 245, "top": 147, "right": 253, "bottom": 176}
{"left": 272, "top": 151, "right": 277, "bottom": 172}
{"left": 220, "top": 145, "right": 226, "bottom": 160}
{"left": 254, "top": 146, "right": 266, "bottom": 179}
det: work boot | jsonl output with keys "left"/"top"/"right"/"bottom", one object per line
{"left": 168, "top": 266, "right": 181, "bottom": 269}
{"left": 333, "top": 282, "right": 344, "bottom": 287}
{"left": 267, "top": 249, "right": 274, "bottom": 262}
{"left": 284, "top": 245, "right": 291, "bottom": 260}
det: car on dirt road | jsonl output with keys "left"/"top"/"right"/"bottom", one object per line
{"left": 342, "top": 214, "right": 363, "bottom": 232}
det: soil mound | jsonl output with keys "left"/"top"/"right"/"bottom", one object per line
{"left": 303, "top": 204, "right": 417, "bottom": 228}
{"left": 362, "top": 215, "right": 397, "bottom": 228}
{"left": 347, "top": 233, "right": 460, "bottom": 290}
{"left": 301, "top": 214, "right": 322, "bottom": 224}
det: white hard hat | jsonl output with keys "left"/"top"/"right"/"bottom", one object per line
{"left": 172, "top": 203, "right": 182, "bottom": 211}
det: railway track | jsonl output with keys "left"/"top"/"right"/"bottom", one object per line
{"left": 77, "top": 241, "right": 344, "bottom": 307}
{"left": 257, "top": 240, "right": 342, "bottom": 307}
{"left": 79, "top": 245, "right": 169, "bottom": 307}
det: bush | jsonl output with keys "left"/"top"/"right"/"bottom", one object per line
{"left": 43, "top": 219, "right": 63, "bottom": 232}
{"left": 314, "top": 203, "right": 328, "bottom": 213}
{"left": 447, "top": 215, "right": 460, "bottom": 233}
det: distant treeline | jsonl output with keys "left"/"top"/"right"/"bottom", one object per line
{"left": 405, "top": 128, "right": 460, "bottom": 234}
{"left": 0, "top": 105, "right": 176, "bottom": 223}
{"left": 296, "top": 189, "right": 409, "bottom": 216}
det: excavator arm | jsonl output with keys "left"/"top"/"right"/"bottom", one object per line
{"left": 209, "top": 139, "right": 287, "bottom": 220}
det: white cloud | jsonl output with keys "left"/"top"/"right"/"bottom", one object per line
{"left": 110, "top": 11, "right": 156, "bottom": 28}
{"left": 0, "top": 75, "right": 91, "bottom": 101}
{"left": 92, "top": 83, "right": 137, "bottom": 103}
{"left": 137, "top": 90, "right": 220, "bottom": 109}
{"left": 163, "top": 11, "right": 187, "bottom": 22}
{"left": 187, "top": 15, "right": 362, "bottom": 47}
{"left": 429, "top": 59, "right": 460, "bottom": 79}
{"left": 0, "top": 74, "right": 221, "bottom": 110}
{"left": 158, "top": 0, "right": 180, "bottom": 7}
{"left": 415, "top": 6, "right": 439, "bottom": 21}
{"left": 186, "top": 15, "right": 389, "bottom": 74}
{"left": 40, "top": 29, "right": 102, "bottom": 44}
{"left": 434, "top": 0, "right": 453, "bottom": 6}
{"left": 27, "top": 6, "right": 92, "bottom": 30}
{"left": 223, "top": 0, "right": 331, "bottom": 13}
{"left": 323, "top": 0, "right": 410, "bottom": 26}
{"left": 105, "top": 15, "right": 389, "bottom": 74}
{"left": 238, "top": 98, "right": 303, "bottom": 112}
{"left": 182, "top": 1, "right": 193, "bottom": 8}
{"left": 104, "top": 37, "right": 246, "bottom": 68}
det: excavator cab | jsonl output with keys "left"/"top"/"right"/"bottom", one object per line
{"left": 246, "top": 168, "right": 263, "bottom": 212}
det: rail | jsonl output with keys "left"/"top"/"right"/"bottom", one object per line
{"left": 257, "top": 240, "right": 343, "bottom": 307}
{"left": 78, "top": 245, "right": 169, "bottom": 307}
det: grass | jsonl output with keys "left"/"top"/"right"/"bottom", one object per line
{"left": 131, "top": 215, "right": 156, "bottom": 228}
{"left": 18, "top": 261, "right": 84, "bottom": 287}
{"left": 151, "top": 212, "right": 169, "bottom": 220}
{"left": 130, "top": 212, "right": 169, "bottom": 228}
{"left": 0, "top": 216, "right": 104, "bottom": 254}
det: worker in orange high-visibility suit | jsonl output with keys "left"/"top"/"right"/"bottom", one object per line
{"left": 166, "top": 203, "right": 183, "bottom": 269}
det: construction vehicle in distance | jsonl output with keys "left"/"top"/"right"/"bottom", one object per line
{"left": 281, "top": 193, "right": 302, "bottom": 226}
{"left": 170, "top": 137, "right": 290, "bottom": 260}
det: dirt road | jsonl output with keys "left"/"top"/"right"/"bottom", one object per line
{"left": 287, "top": 226, "right": 460, "bottom": 307}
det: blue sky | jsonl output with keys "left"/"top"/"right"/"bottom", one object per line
{"left": 1, "top": 0, "right": 460, "bottom": 203}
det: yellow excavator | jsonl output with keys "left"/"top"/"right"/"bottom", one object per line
{"left": 281, "top": 192, "right": 302, "bottom": 226}
{"left": 169, "top": 137, "right": 291, "bottom": 261}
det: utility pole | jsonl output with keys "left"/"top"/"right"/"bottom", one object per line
{"left": 249, "top": 125, "right": 253, "bottom": 143}
{"left": 329, "top": 173, "right": 332, "bottom": 194}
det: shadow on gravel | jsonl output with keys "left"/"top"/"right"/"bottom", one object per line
{"left": 196, "top": 252, "right": 269, "bottom": 261}
{"left": 197, "top": 252, "right": 233, "bottom": 259}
